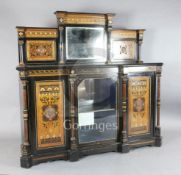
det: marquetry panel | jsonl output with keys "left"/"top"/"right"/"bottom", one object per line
{"left": 128, "top": 76, "right": 151, "bottom": 136}
{"left": 17, "top": 28, "right": 58, "bottom": 38}
{"left": 55, "top": 12, "right": 106, "bottom": 25}
{"left": 35, "top": 81, "right": 65, "bottom": 149}
{"left": 111, "top": 41, "right": 136, "bottom": 60}
{"left": 26, "top": 40, "right": 56, "bottom": 61}
{"left": 111, "top": 30, "right": 137, "bottom": 39}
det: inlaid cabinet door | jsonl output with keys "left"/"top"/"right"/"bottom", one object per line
{"left": 35, "top": 80, "right": 65, "bottom": 150}
{"left": 127, "top": 75, "right": 152, "bottom": 137}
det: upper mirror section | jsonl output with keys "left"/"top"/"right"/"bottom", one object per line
{"left": 16, "top": 11, "right": 145, "bottom": 66}
{"left": 66, "top": 27, "right": 106, "bottom": 60}
{"left": 55, "top": 11, "right": 114, "bottom": 64}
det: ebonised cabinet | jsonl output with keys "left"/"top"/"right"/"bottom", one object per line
{"left": 16, "top": 11, "right": 163, "bottom": 168}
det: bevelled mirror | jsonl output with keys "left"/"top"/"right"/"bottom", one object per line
{"left": 66, "top": 27, "right": 107, "bottom": 61}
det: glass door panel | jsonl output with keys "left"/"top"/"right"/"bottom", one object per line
{"left": 78, "top": 78, "right": 117, "bottom": 143}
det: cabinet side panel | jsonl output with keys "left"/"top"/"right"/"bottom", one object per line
{"left": 35, "top": 81, "right": 65, "bottom": 149}
{"left": 128, "top": 76, "right": 151, "bottom": 136}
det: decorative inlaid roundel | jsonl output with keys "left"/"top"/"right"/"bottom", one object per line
{"left": 43, "top": 105, "right": 58, "bottom": 121}
{"left": 133, "top": 98, "right": 145, "bottom": 112}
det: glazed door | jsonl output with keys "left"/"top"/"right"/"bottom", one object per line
{"left": 77, "top": 78, "right": 117, "bottom": 143}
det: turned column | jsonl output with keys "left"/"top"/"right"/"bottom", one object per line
{"left": 137, "top": 30, "right": 145, "bottom": 63}
{"left": 106, "top": 14, "right": 115, "bottom": 64}
{"left": 58, "top": 26, "right": 64, "bottom": 64}
{"left": 18, "top": 40, "right": 25, "bottom": 66}
{"left": 19, "top": 73, "right": 32, "bottom": 168}
{"left": 157, "top": 75, "right": 161, "bottom": 127}
{"left": 118, "top": 67, "right": 129, "bottom": 153}
{"left": 21, "top": 80, "right": 30, "bottom": 154}
{"left": 68, "top": 70, "right": 79, "bottom": 161}
{"left": 155, "top": 66, "right": 162, "bottom": 146}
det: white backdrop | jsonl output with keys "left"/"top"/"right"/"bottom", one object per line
{"left": 0, "top": 0, "right": 181, "bottom": 174}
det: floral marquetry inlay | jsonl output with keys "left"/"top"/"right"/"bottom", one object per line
{"left": 17, "top": 28, "right": 58, "bottom": 38}
{"left": 35, "top": 81, "right": 65, "bottom": 149}
{"left": 112, "top": 41, "right": 136, "bottom": 60}
{"left": 128, "top": 76, "right": 151, "bottom": 136}
{"left": 26, "top": 40, "right": 56, "bottom": 61}
{"left": 55, "top": 11, "right": 109, "bottom": 25}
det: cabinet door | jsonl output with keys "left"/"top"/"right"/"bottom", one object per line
{"left": 127, "top": 74, "right": 154, "bottom": 138}
{"left": 35, "top": 80, "right": 65, "bottom": 149}
{"left": 30, "top": 78, "right": 69, "bottom": 154}
{"left": 77, "top": 78, "right": 117, "bottom": 143}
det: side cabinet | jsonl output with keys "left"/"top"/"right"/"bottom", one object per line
{"left": 16, "top": 11, "right": 164, "bottom": 168}
{"left": 119, "top": 64, "right": 162, "bottom": 153}
{"left": 19, "top": 69, "right": 70, "bottom": 168}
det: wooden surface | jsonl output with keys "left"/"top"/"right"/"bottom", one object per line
{"left": 26, "top": 40, "right": 56, "bottom": 61}
{"left": 35, "top": 81, "right": 65, "bottom": 149}
{"left": 128, "top": 76, "right": 151, "bottom": 136}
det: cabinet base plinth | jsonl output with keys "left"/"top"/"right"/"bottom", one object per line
{"left": 155, "top": 137, "right": 162, "bottom": 147}
{"left": 69, "top": 149, "right": 79, "bottom": 162}
{"left": 155, "top": 127, "right": 161, "bottom": 137}
{"left": 20, "top": 153, "right": 68, "bottom": 168}
{"left": 118, "top": 143, "right": 130, "bottom": 153}
{"left": 154, "top": 127, "right": 162, "bottom": 147}
{"left": 20, "top": 155, "right": 32, "bottom": 168}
